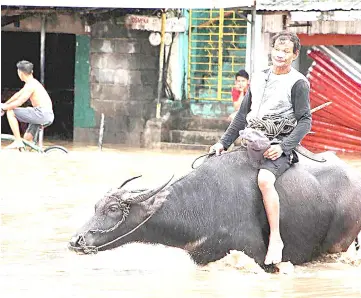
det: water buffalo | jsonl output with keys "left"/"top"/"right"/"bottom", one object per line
{"left": 69, "top": 149, "right": 361, "bottom": 266}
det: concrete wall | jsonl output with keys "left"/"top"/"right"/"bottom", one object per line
{"left": 81, "top": 20, "right": 159, "bottom": 146}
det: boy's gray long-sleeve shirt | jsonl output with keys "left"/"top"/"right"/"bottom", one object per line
{"left": 220, "top": 79, "right": 312, "bottom": 154}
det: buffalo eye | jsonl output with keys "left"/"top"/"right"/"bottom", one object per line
{"left": 108, "top": 204, "right": 120, "bottom": 212}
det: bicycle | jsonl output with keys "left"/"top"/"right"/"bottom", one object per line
{"left": 1, "top": 123, "right": 68, "bottom": 154}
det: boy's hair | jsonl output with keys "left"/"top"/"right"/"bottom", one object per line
{"left": 271, "top": 31, "right": 301, "bottom": 54}
{"left": 16, "top": 60, "right": 34, "bottom": 75}
{"left": 235, "top": 69, "right": 249, "bottom": 80}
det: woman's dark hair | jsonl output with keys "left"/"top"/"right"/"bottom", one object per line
{"left": 16, "top": 60, "right": 34, "bottom": 74}
{"left": 271, "top": 31, "right": 301, "bottom": 54}
{"left": 235, "top": 69, "right": 249, "bottom": 80}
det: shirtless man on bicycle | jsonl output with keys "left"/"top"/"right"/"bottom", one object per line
{"left": 1, "top": 60, "right": 54, "bottom": 149}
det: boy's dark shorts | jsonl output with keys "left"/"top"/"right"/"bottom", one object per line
{"left": 259, "top": 152, "right": 296, "bottom": 178}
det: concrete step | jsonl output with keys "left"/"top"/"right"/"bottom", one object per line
{"left": 170, "top": 129, "right": 224, "bottom": 145}
{"left": 160, "top": 142, "right": 209, "bottom": 152}
{"left": 173, "top": 117, "right": 230, "bottom": 131}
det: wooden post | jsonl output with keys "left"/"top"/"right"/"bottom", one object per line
{"left": 40, "top": 14, "right": 46, "bottom": 85}
{"left": 98, "top": 113, "right": 105, "bottom": 151}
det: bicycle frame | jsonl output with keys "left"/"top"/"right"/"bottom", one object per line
{"left": 1, "top": 133, "right": 44, "bottom": 152}
{"left": 0, "top": 133, "right": 68, "bottom": 154}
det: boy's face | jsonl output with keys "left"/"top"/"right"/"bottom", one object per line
{"left": 235, "top": 76, "right": 248, "bottom": 90}
{"left": 271, "top": 38, "right": 298, "bottom": 69}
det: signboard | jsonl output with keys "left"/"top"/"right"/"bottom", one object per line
{"left": 125, "top": 15, "right": 187, "bottom": 32}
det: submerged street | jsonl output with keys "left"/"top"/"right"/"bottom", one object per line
{"left": 1, "top": 144, "right": 360, "bottom": 297}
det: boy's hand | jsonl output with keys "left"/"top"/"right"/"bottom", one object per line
{"left": 263, "top": 145, "right": 283, "bottom": 160}
{"left": 0, "top": 103, "right": 6, "bottom": 116}
{"left": 209, "top": 143, "right": 224, "bottom": 156}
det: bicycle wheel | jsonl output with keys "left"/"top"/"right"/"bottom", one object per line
{"left": 44, "top": 145, "right": 68, "bottom": 154}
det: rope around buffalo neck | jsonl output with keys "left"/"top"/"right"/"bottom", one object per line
{"left": 76, "top": 211, "right": 156, "bottom": 254}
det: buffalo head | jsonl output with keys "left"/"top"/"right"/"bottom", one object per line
{"left": 68, "top": 175, "right": 172, "bottom": 253}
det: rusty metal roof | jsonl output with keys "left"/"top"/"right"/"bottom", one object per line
{"left": 257, "top": 0, "right": 361, "bottom": 11}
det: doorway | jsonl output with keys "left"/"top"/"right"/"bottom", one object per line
{"left": 1, "top": 31, "right": 75, "bottom": 140}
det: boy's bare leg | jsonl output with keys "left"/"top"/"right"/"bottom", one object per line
{"left": 24, "top": 132, "right": 34, "bottom": 142}
{"left": 5, "top": 110, "right": 24, "bottom": 148}
{"left": 258, "top": 169, "right": 284, "bottom": 265}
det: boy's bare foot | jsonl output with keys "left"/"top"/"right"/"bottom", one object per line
{"left": 5, "top": 140, "right": 25, "bottom": 150}
{"left": 264, "top": 238, "right": 284, "bottom": 265}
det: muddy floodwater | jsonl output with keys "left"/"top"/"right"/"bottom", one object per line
{"left": 1, "top": 143, "right": 360, "bottom": 298}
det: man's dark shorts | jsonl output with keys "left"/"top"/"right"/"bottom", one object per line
{"left": 259, "top": 152, "right": 293, "bottom": 178}
{"left": 14, "top": 107, "right": 54, "bottom": 137}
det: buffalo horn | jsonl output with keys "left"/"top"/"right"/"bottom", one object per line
{"left": 118, "top": 175, "right": 142, "bottom": 189}
{"left": 124, "top": 175, "right": 174, "bottom": 204}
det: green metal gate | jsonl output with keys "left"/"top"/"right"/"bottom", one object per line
{"left": 188, "top": 8, "right": 247, "bottom": 101}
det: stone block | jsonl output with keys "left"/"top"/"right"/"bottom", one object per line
{"left": 140, "top": 39, "right": 159, "bottom": 56}
{"left": 91, "top": 83, "right": 102, "bottom": 99}
{"left": 114, "top": 69, "right": 130, "bottom": 85}
{"left": 125, "top": 119, "right": 144, "bottom": 146}
{"left": 114, "top": 39, "right": 141, "bottom": 54}
{"left": 125, "top": 134, "right": 141, "bottom": 146}
{"left": 144, "top": 101, "right": 157, "bottom": 119}
{"left": 144, "top": 118, "right": 163, "bottom": 149}
{"left": 91, "top": 22, "right": 127, "bottom": 38}
{"left": 128, "top": 117, "right": 145, "bottom": 133}
{"left": 101, "top": 115, "right": 116, "bottom": 132}
{"left": 114, "top": 131, "right": 128, "bottom": 144}
{"left": 91, "top": 22, "right": 151, "bottom": 39}
{"left": 101, "top": 114, "right": 129, "bottom": 132}
{"left": 103, "top": 130, "right": 128, "bottom": 145}
{"left": 99, "top": 85, "right": 128, "bottom": 102}
{"left": 90, "top": 69, "right": 99, "bottom": 83}
{"left": 160, "top": 142, "right": 209, "bottom": 152}
{"left": 119, "top": 101, "right": 146, "bottom": 118}
{"left": 91, "top": 68, "right": 115, "bottom": 84}
{"left": 127, "top": 54, "right": 159, "bottom": 70}
{"left": 92, "top": 99, "right": 117, "bottom": 115}
{"left": 73, "top": 127, "right": 99, "bottom": 144}
{"left": 102, "top": 131, "right": 117, "bottom": 144}
{"left": 141, "top": 70, "right": 158, "bottom": 85}
{"left": 114, "top": 115, "right": 130, "bottom": 131}
{"left": 90, "top": 54, "right": 104, "bottom": 69}
{"left": 127, "top": 70, "right": 142, "bottom": 85}
{"left": 128, "top": 84, "right": 157, "bottom": 101}
{"left": 139, "top": 55, "right": 158, "bottom": 70}
{"left": 91, "top": 53, "right": 129, "bottom": 70}
{"left": 91, "top": 39, "right": 114, "bottom": 53}
{"left": 126, "top": 54, "right": 158, "bottom": 70}
{"left": 125, "top": 30, "right": 150, "bottom": 40}
{"left": 170, "top": 130, "right": 224, "bottom": 145}
{"left": 106, "top": 53, "right": 128, "bottom": 69}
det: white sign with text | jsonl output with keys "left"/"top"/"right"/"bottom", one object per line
{"left": 125, "top": 15, "right": 187, "bottom": 32}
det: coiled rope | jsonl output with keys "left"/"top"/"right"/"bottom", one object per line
{"left": 247, "top": 115, "right": 297, "bottom": 140}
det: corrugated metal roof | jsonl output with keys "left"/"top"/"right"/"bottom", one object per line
{"left": 257, "top": 0, "right": 361, "bottom": 11}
